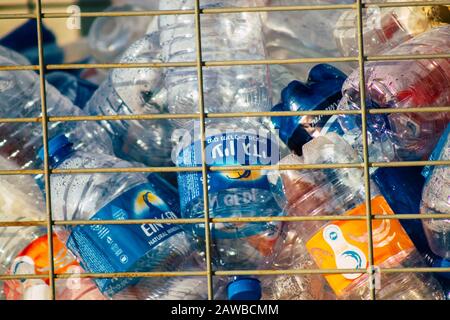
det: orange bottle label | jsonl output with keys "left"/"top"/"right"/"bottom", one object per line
{"left": 10, "top": 233, "right": 78, "bottom": 278}
{"left": 305, "top": 195, "right": 414, "bottom": 296}
{"left": 4, "top": 233, "right": 79, "bottom": 300}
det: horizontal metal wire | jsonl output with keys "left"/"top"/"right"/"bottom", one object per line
{"left": 2, "top": 266, "right": 450, "bottom": 282}
{"left": 0, "top": 108, "right": 449, "bottom": 125}
{"left": 0, "top": 106, "right": 449, "bottom": 125}
{"left": 2, "top": 1, "right": 450, "bottom": 20}
{"left": 0, "top": 160, "right": 449, "bottom": 176}
{"left": 1, "top": 53, "right": 449, "bottom": 72}
{"left": 0, "top": 212, "right": 448, "bottom": 228}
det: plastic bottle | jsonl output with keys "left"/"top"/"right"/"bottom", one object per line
{"left": 334, "top": 4, "right": 450, "bottom": 56}
{"left": 0, "top": 167, "right": 104, "bottom": 300}
{"left": 271, "top": 64, "right": 348, "bottom": 155}
{"left": 261, "top": 0, "right": 356, "bottom": 80}
{"left": 1, "top": 226, "right": 106, "bottom": 300}
{"left": 174, "top": 118, "right": 288, "bottom": 270}
{"left": 421, "top": 124, "right": 450, "bottom": 260}
{"left": 84, "top": 32, "right": 173, "bottom": 167}
{"left": 337, "top": 25, "right": 450, "bottom": 162}
{"left": 88, "top": 4, "right": 153, "bottom": 65}
{"left": 269, "top": 133, "right": 444, "bottom": 299}
{"left": 114, "top": 254, "right": 237, "bottom": 300}
{"left": 37, "top": 135, "right": 192, "bottom": 297}
{"left": 0, "top": 51, "right": 113, "bottom": 170}
{"left": 158, "top": 0, "right": 271, "bottom": 129}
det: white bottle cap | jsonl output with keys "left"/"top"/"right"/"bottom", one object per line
{"left": 23, "top": 283, "right": 51, "bottom": 300}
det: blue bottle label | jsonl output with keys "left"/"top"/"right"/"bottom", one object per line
{"left": 176, "top": 132, "right": 280, "bottom": 216}
{"left": 66, "top": 181, "right": 183, "bottom": 296}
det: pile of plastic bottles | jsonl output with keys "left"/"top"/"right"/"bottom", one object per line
{"left": 0, "top": 0, "right": 448, "bottom": 300}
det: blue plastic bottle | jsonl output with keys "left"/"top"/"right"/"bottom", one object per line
{"left": 271, "top": 64, "right": 347, "bottom": 155}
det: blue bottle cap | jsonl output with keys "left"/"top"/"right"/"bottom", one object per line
{"left": 37, "top": 134, "right": 72, "bottom": 162}
{"left": 227, "top": 277, "right": 261, "bottom": 301}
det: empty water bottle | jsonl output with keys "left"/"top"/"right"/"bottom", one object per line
{"left": 337, "top": 25, "right": 450, "bottom": 161}
{"left": 158, "top": 0, "right": 271, "bottom": 129}
{"left": 334, "top": 4, "right": 450, "bottom": 56}
{"left": 421, "top": 124, "right": 450, "bottom": 260}
{"left": 1, "top": 227, "right": 106, "bottom": 300}
{"left": 37, "top": 135, "right": 192, "bottom": 297}
{"left": 88, "top": 4, "right": 153, "bottom": 64}
{"left": 269, "top": 133, "right": 444, "bottom": 299}
{"left": 0, "top": 175, "right": 104, "bottom": 301}
{"left": 261, "top": 0, "right": 356, "bottom": 80}
{"left": 0, "top": 49, "right": 112, "bottom": 170}
{"left": 85, "top": 32, "right": 173, "bottom": 167}
{"left": 175, "top": 118, "right": 288, "bottom": 270}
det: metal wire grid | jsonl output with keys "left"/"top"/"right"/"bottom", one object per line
{"left": 0, "top": 0, "right": 448, "bottom": 300}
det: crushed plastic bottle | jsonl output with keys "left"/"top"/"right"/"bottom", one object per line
{"left": 334, "top": 3, "right": 450, "bottom": 56}
{"left": 37, "top": 135, "right": 192, "bottom": 297}
{"left": 421, "top": 124, "right": 450, "bottom": 260}
{"left": 158, "top": 0, "right": 271, "bottom": 129}
{"left": 1, "top": 228, "right": 106, "bottom": 300}
{"left": 268, "top": 133, "right": 444, "bottom": 299}
{"left": 261, "top": 0, "right": 356, "bottom": 80}
{"left": 271, "top": 64, "right": 348, "bottom": 155}
{"left": 0, "top": 49, "right": 113, "bottom": 170}
{"left": 175, "top": 119, "right": 288, "bottom": 270}
{"left": 337, "top": 25, "right": 450, "bottom": 162}
{"left": 88, "top": 4, "right": 153, "bottom": 64}
{"left": 84, "top": 32, "right": 173, "bottom": 167}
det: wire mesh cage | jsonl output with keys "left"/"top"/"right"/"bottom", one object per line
{"left": 0, "top": 0, "right": 449, "bottom": 301}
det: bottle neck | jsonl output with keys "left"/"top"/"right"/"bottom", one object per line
{"left": 47, "top": 144, "right": 75, "bottom": 168}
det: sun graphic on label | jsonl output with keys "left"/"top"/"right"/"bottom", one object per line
{"left": 134, "top": 191, "right": 168, "bottom": 213}
{"left": 221, "top": 170, "right": 261, "bottom": 181}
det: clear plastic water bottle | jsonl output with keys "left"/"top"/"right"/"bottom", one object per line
{"left": 0, "top": 50, "right": 112, "bottom": 170}
{"left": 88, "top": 4, "right": 154, "bottom": 64}
{"left": 174, "top": 118, "right": 288, "bottom": 270}
{"left": 115, "top": 254, "right": 229, "bottom": 300}
{"left": 1, "top": 226, "right": 106, "bottom": 300}
{"left": 269, "top": 133, "right": 444, "bottom": 299}
{"left": 84, "top": 32, "right": 174, "bottom": 167}
{"left": 421, "top": 124, "right": 450, "bottom": 260}
{"left": 334, "top": 4, "right": 450, "bottom": 56}
{"left": 0, "top": 188, "right": 104, "bottom": 301}
{"left": 37, "top": 135, "right": 192, "bottom": 297}
{"left": 337, "top": 25, "right": 450, "bottom": 162}
{"left": 261, "top": 0, "right": 356, "bottom": 80}
{"left": 158, "top": 0, "right": 271, "bottom": 129}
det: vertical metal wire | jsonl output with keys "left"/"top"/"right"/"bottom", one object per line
{"left": 35, "top": 0, "right": 56, "bottom": 300}
{"left": 355, "top": 0, "right": 376, "bottom": 300}
{"left": 194, "top": 0, "right": 215, "bottom": 299}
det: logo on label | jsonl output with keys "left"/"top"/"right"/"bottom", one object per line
{"left": 135, "top": 190, "right": 169, "bottom": 214}
{"left": 323, "top": 224, "right": 367, "bottom": 280}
